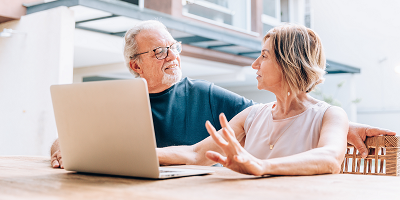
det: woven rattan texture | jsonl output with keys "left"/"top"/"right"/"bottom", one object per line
{"left": 341, "top": 136, "right": 400, "bottom": 176}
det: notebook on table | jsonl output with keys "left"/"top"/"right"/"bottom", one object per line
{"left": 50, "top": 78, "right": 213, "bottom": 179}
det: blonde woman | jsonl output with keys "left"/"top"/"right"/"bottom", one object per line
{"left": 158, "top": 24, "right": 348, "bottom": 176}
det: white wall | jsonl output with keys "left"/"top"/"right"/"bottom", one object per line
{"left": 312, "top": 74, "right": 357, "bottom": 122}
{"left": 0, "top": 7, "right": 75, "bottom": 155}
{"left": 311, "top": 0, "right": 400, "bottom": 133}
{"left": 225, "top": 84, "right": 276, "bottom": 104}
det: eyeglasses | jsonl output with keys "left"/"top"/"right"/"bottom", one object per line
{"left": 130, "top": 42, "right": 182, "bottom": 60}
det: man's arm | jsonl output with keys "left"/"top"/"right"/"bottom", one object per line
{"left": 157, "top": 137, "right": 219, "bottom": 166}
{"left": 50, "top": 139, "right": 63, "bottom": 168}
{"left": 209, "top": 83, "right": 254, "bottom": 128}
{"left": 158, "top": 107, "right": 252, "bottom": 166}
{"left": 348, "top": 122, "right": 396, "bottom": 158}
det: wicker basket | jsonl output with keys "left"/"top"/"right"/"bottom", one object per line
{"left": 341, "top": 135, "right": 400, "bottom": 176}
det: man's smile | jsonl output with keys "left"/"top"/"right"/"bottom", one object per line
{"left": 164, "top": 64, "right": 179, "bottom": 71}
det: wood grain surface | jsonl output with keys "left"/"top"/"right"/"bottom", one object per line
{"left": 0, "top": 156, "right": 399, "bottom": 200}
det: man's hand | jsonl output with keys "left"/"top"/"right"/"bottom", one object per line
{"left": 348, "top": 122, "right": 396, "bottom": 158}
{"left": 50, "top": 139, "right": 63, "bottom": 168}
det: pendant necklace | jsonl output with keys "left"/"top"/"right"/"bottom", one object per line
{"left": 269, "top": 113, "right": 300, "bottom": 150}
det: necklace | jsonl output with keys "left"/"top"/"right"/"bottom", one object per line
{"left": 269, "top": 114, "right": 299, "bottom": 150}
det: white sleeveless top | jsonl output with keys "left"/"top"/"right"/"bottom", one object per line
{"left": 241, "top": 101, "right": 331, "bottom": 159}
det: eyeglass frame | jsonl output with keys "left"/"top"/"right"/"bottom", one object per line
{"left": 130, "top": 41, "right": 182, "bottom": 60}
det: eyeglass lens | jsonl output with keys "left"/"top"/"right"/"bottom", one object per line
{"left": 155, "top": 43, "right": 182, "bottom": 60}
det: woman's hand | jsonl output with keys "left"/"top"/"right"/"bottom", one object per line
{"left": 205, "top": 113, "right": 265, "bottom": 176}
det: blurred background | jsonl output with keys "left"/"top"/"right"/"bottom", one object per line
{"left": 1, "top": 0, "right": 399, "bottom": 156}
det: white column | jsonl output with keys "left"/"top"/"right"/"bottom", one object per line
{"left": 349, "top": 74, "right": 357, "bottom": 122}
{"left": 0, "top": 6, "right": 74, "bottom": 156}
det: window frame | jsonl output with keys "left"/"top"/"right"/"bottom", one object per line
{"left": 261, "top": 0, "right": 283, "bottom": 32}
{"left": 182, "top": 0, "right": 258, "bottom": 36}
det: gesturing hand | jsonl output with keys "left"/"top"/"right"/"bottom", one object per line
{"left": 205, "top": 113, "right": 264, "bottom": 176}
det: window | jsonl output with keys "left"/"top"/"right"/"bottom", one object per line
{"left": 182, "top": 0, "right": 251, "bottom": 33}
{"left": 262, "top": 0, "right": 311, "bottom": 33}
{"left": 262, "top": 0, "right": 289, "bottom": 34}
{"left": 120, "top": 0, "right": 139, "bottom": 5}
{"left": 118, "top": 0, "right": 144, "bottom": 8}
{"left": 304, "top": 0, "right": 311, "bottom": 28}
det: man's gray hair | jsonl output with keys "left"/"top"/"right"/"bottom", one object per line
{"left": 123, "top": 20, "right": 168, "bottom": 77}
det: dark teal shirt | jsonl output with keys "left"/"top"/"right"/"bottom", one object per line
{"left": 149, "top": 77, "right": 254, "bottom": 147}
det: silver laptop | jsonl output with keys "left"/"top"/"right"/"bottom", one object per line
{"left": 50, "top": 78, "right": 213, "bottom": 179}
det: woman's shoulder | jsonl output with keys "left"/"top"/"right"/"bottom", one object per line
{"left": 244, "top": 102, "right": 275, "bottom": 118}
{"left": 250, "top": 101, "right": 275, "bottom": 109}
{"left": 324, "top": 105, "right": 347, "bottom": 119}
{"left": 308, "top": 99, "right": 332, "bottom": 112}
{"left": 309, "top": 99, "right": 347, "bottom": 123}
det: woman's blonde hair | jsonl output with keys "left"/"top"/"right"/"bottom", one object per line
{"left": 264, "top": 24, "right": 326, "bottom": 93}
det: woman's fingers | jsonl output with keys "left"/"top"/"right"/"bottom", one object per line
{"left": 222, "top": 126, "right": 242, "bottom": 148}
{"left": 207, "top": 116, "right": 243, "bottom": 160}
{"left": 205, "top": 151, "right": 227, "bottom": 165}
{"left": 221, "top": 128, "right": 235, "bottom": 145}
{"left": 219, "top": 113, "right": 235, "bottom": 136}
{"left": 234, "top": 155, "right": 246, "bottom": 163}
{"left": 206, "top": 121, "right": 228, "bottom": 147}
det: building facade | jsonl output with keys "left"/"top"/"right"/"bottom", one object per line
{"left": 1, "top": 0, "right": 381, "bottom": 156}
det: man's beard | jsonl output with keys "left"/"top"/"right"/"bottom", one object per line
{"left": 162, "top": 67, "right": 182, "bottom": 85}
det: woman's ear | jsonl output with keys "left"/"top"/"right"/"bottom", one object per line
{"left": 130, "top": 59, "right": 143, "bottom": 75}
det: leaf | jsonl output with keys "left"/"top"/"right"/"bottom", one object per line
{"left": 322, "top": 95, "right": 334, "bottom": 104}
{"left": 311, "top": 88, "right": 322, "bottom": 96}
{"left": 337, "top": 80, "right": 346, "bottom": 88}
{"left": 332, "top": 100, "right": 342, "bottom": 107}
{"left": 352, "top": 98, "right": 362, "bottom": 104}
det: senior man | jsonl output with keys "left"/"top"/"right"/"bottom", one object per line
{"left": 51, "top": 20, "right": 395, "bottom": 168}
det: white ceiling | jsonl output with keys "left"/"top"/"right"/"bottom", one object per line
{"left": 73, "top": 29, "right": 123, "bottom": 68}
{"left": 70, "top": 5, "right": 113, "bottom": 22}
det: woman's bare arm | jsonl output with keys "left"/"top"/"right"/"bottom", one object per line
{"left": 260, "top": 106, "right": 349, "bottom": 175}
{"left": 205, "top": 106, "right": 348, "bottom": 176}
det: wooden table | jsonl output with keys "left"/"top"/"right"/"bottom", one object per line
{"left": 0, "top": 156, "right": 399, "bottom": 200}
